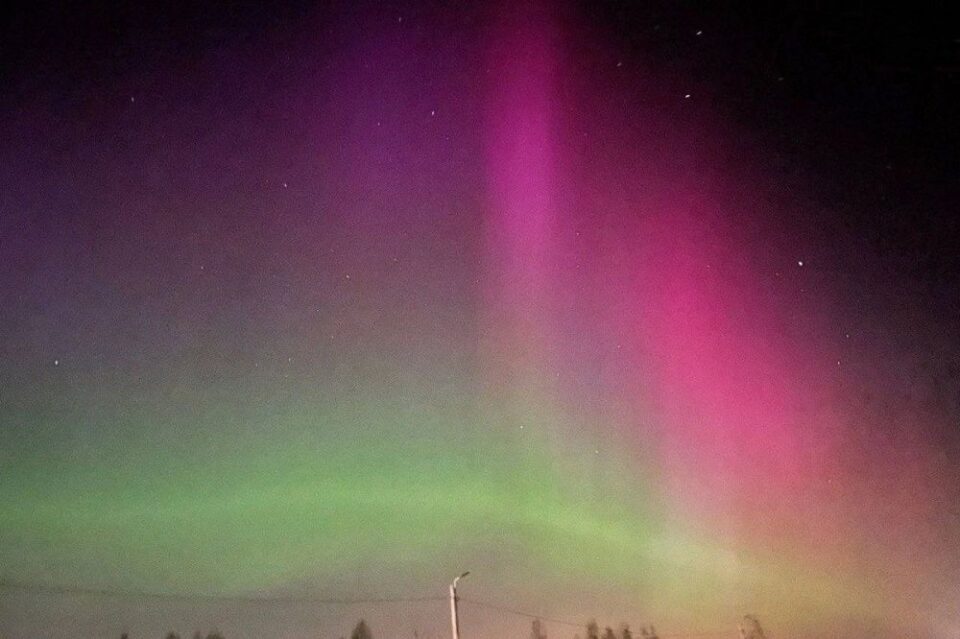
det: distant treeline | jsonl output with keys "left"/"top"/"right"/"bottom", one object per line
{"left": 122, "top": 633, "right": 226, "bottom": 639}
{"left": 127, "top": 616, "right": 660, "bottom": 639}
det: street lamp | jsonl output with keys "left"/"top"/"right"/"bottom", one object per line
{"left": 449, "top": 571, "right": 470, "bottom": 639}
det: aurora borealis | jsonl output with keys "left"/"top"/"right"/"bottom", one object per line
{"left": 1, "top": 2, "right": 959, "bottom": 638}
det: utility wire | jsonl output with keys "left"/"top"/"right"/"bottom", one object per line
{"left": 459, "top": 598, "right": 585, "bottom": 627}
{"left": 1, "top": 581, "right": 738, "bottom": 639}
{"left": 0, "top": 580, "right": 444, "bottom": 605}
{"left": 459, "top": 598, "right": 736, "bottom": 639}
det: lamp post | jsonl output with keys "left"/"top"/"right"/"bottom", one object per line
{"left": 449, "top": 571, "right": 470, "bottom": 639}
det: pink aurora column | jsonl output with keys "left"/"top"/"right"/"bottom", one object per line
{"left": 481, "top": 5, "right": 563, "bottom": 411}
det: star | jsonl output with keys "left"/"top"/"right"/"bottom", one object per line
{"left": 54, "top": 359, "right": 59, "bottom": 366}
{"left": 684, "top": 94, "right": 691, "bottom": 99}
{"left": 798, "top": 260, "right": 804, "bottom": 266}
{"left": 696, "top": 30, "right": 703, "bottom": 36}
{"left": 430, "top": 110, "right": 436, "bottom": 116}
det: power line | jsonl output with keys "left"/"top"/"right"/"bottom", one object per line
{"left": 459, "top": 598, "right": 736, "bottom": 639}
{"left": 1, "top": 580, "right": 738, "bottom": 639}
{"left": 459, "top": 598, "right": 584, "bottom": 627}
{"left": 0, "top": 580, "right": 444, "bottom": 605}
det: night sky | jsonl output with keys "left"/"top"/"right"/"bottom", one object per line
{"left": 1, "top": 2, "right": 958, "bottom": 638}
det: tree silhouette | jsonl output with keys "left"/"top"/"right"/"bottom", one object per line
{"left": 738, "top": 616, "right": 766, "bottom": 639}
{"left": 620, "top": 623, "right": 632, "bottom": 639}
{"left": 586, "top": 620, "right": 600, "bottom": 639}
{"left": 603, "top": 626, "right": 617, "bottom": 639}
{"left": 530, "top": 619, "right": 547, "bottom": 639}
{"left": 165, "top": 633, "right": 181, "bottom": 639}
{"left": 352, "top": 619, "right": 373, "bottom": 639}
